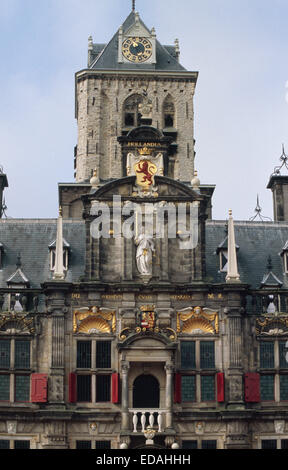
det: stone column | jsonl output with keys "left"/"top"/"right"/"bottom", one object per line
{"left": 226, "top": 306, "right": 244, "bottom": 407}
{"left": 121, "top": 361, "right": 130, "bottom": 431}
{"left": 43, "top": 282, "right": 72, "bottom": 406}
{"left": 165, "top": 363, "right": 174, "bottom": 429}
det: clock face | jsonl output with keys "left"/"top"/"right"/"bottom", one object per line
{"left": 122, "top": 37, "right": 153, "bottom": 63}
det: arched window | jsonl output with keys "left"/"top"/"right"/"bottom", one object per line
{"left": 123, "top": 94, "right": 143, "bottom": 128}
{"left": 163, "top": 95, "right": 175, "bottom": 129}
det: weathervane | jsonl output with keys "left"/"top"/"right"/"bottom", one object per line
{"left": 272, "top": 144, "right": 288, "bottom": 176}
{"left": 249, "top": 195, "right": 272, "bottom": 221}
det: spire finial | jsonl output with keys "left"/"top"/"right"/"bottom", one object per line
{"left": 226, "top": 209, "right": 241, "bottom": 284}
{"left": 132, "top": 0, "right": 136, "bottom": 11}
{"left": 16, "top": 252, "right": 22, "bottom": 269}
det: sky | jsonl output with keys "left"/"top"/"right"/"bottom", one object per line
{"left": 0, "top": 0, "right": 287, "bottom": 221}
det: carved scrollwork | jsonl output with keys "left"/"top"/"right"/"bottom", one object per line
{"left": 256, "top": 316, "right": 288, "bottom": 335}
{"left": 0, "top": 312, "right": 38, "bottom": 335}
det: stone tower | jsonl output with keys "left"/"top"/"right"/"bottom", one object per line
{"left": 74, "top": 10, "right": 198, "bottom": 184}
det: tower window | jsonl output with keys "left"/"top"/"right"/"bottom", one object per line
{"left": 123, "top": 94, "right": 143, "bottom": 128}
{"left": 163, "top": 95, "right": 175, "bottom": 129}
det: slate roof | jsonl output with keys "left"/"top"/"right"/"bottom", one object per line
{"left": 89, "top": 11, "right": 187, "bottom": 72}
{"left": 206, "top": 220, "right": 288, "bottom": 289}
{"left": 0, "top": 219, "right": 86, "bottom": 289}
{"left": 0, "top": 218, "right": 287, "bottom": 295}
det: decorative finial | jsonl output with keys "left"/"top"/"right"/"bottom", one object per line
{"left": 16, "top": 253, "right": 22, "bottom": 269}
{"left": 267, "top": 255, "right": 273, "bottom": 272}
{"left": 249, "top": 195, "right": 272, "bottom": 221}
{"left": 90, "top": 168, "right": 99, "bottom": 188}
{"left": 229, "top": 209, "right": 232, "bottom": 216}
{"left": 59, "top": 206, "right": 62, "bottom": 217}
{"left": 191, "top": 170, "right": 200, "bottom": 191}
{"left": 132, "top": 0, "right": 135, "bottom": 11}
{"left": 272, "top": 144, "right": 288, "bottom": 176}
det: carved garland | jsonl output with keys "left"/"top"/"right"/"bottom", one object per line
{"left": 0, "top": 312, "right": 36, "bottom": 335}
{"left": 177, "top": 306, "right": 219, "bottom": 335}
{"left": 256, "top": 316, "right": 288, "bottom": 335}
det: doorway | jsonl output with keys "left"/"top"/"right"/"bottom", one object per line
{"left": 133, "top": 374, "right": 160, "bottom": 408}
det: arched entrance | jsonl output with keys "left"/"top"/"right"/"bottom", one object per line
{"left": 133, "top": 374, "right": 160, "bottom": 408}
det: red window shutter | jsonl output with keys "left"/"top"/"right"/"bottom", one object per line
{"left": 174, "top": 373, "right": 182, "bottom": 403}
{"left": 217, "top": 372, "right": 225, "bottom": 402}
{"left": 31, "top": 374, "right": 48, "bottom": 403}
{"left": 69, "top": 373, "right": 77, "bottom": 403}
{"left": 111, "top": 373, "right": 119, "bottom": 404}
{"left": 244, "top": 373, "right": 260, "bottom": 402}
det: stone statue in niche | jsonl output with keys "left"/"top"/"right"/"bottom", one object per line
{"left": 135, "top": 228, "right": 155, "bottom": 276}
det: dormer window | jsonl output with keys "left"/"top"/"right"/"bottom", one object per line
{"left": 49, "top": 239, "right": 70, "bottom": 272}
{"left": 219, "top": 249, "right": 228, "bottom": 272}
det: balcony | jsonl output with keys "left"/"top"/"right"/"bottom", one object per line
{"left": 129, "top": 409, "right": 168, "bottom": 433}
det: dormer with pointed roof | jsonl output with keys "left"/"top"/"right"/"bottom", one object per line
{"left": 6, "top": 254, "right": 30, "bottom": 288}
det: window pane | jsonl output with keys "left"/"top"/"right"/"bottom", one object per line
{"left": 202, "top": 440, "right": 217, "bottom": 449}
{"left": 96, "top": 375, "right": 111, "bottom": 402}
{"left": 181, "top": 375, "right": 196, "bottom": 402}
{"left": 260, "top": 342, "right": 274, "bottom": 369}
{"left": 261, "top": 440, "right": 277, "bottom": 449}
{"left": 76, "top": 441, "right": 92, "bottom": 449}
{"left": 280, "top": 375, "right": 288, "bottom": 401}
{"left": 14, "top": 441, "right": 30, "bottom": 449}
{"left": 181, "top": 342, "right": 196, "bottom": 369}
{"left": 0, "top": 440, "right": 9, "bottom": 449}
{"left": 182, "top": 440, "right": 198, "bottom": 449}
{"left": 95, "top": 441, "right": 111, "bottom": 449}
{"left": 281, "top": 440, "right": 288, "bottom": 449}
{"left": 279, "top": 342, "right": 288, "bottom": 369}
{"left": 260, "top": 375, "right": 274, "bottom": 401}
{"left": 200, "top": 342, "right": 215, "bottom": 369}
{"left": 0, "top": 375, "right": 10, "bottom": 401}
{"left": 201, "top": 375, "right": 215, "bottom": 401}
{"left": 77, "top": 341, "right": 91, "bottom": 369}
{"left": 96, "top": 341, "right": 111, "bottom": 369}
{"left": 77, "top": 375, "right": 91, "bottom": 402}
{"left": 15, "top": 375, "right": 30, "bottom": 402}
{"left": 0, "top": 340, "right": 10, "bottom": 369}
{"left": 15, "top": 341, "right": 30, "bottom": 370}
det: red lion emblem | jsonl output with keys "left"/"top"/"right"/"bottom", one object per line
{"left": 136, "top": 161, "right": 153, "bottom": 185}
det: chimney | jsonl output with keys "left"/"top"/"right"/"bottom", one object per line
{"left": 267, "top": 146, "right": 288, "bottom": 221}
{"left": 0, "top": 170, "right": 8, "bottom": 218}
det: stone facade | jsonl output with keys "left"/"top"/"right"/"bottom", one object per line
{"left": 1, "top": 8, "right": 288, "bottom": 452}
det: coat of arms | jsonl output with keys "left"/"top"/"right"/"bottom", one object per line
{"left": 138, "top": 305, "right": 156, "bottom": 330}
{"left": 126, "top": 148, "right": 164, "bottom": 197}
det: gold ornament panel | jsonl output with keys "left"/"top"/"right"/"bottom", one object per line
{"left": 73, "top": 307, "right": 116, "bottom": 334}
{"left": 177, "top": 306, "right": 219, "bottom": 335}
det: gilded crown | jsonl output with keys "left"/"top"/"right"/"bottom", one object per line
{"left": 138, "top": 146, "right": 153, "bottom": 156}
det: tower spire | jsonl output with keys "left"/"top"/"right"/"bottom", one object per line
{"left": 132, "top": 0, "right": 136, "bottom": 12}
